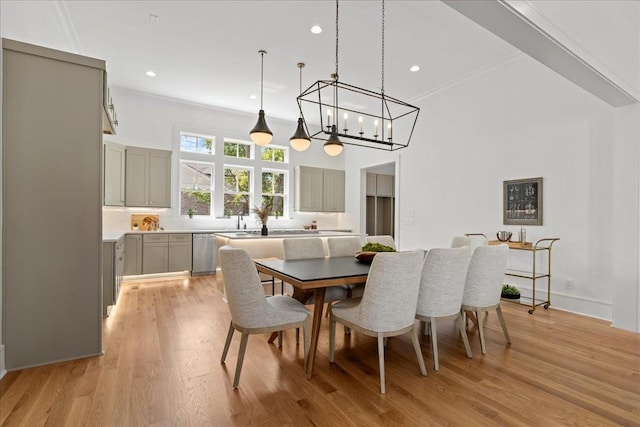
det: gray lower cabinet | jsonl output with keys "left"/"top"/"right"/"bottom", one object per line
{"left": 124, "top": 234, "right": 143, "bottom": 275}
{"left": 102, "top": 237, "right": 125, "bottom": 316}
{"left": 143, "top": 233, "right": 192, "bottom": 274}
{"left": 143, "top": 234, "right": 169, "bottom": 274}
{"left": 102, "top": 241, "right": 115, "bottom": 316}
{"left": 169, "top": 234, "right": 192, "bottom": 272}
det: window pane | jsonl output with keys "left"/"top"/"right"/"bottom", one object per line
{"left": 181, "top": 163, "right": 212, "bottom": 191}
{"left": 262, "top": 172, "right": 273, "bottom": 193}
{"left": 224, "top": 167, "right": 251, "bottom": 216}
{"left": 261, "top": 147, "right": 286, "bottom": 162}
{"left": 180, "top": 162, "right": 212, "bottom": 216}
{"left": 262, "top": 195, "right": 283, "bottom": 216}
{"left": 181, "top": 191, "right": 211, "bottom": 215}
{"left": 224, "top": 141, "right": 251, "bottom": 158}
{"left": 273, "top": 172, "right": 284, "bottom": 193}
{"left": 181, "top": 134, "right": 213, "bottom": 155}
{"left": 224, "top": 194, "right": 250, "bottom": 216}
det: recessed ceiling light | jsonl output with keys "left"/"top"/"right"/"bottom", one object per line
{"left": 146, "top": 70, "right": 156, "bottom": 77}
{"left": 310, "top": 25, "right": 323, "bottom": 34}
{"left": 249, "top": 94, "right": 257, "bottom": 100}
{"left": 410, "top": 65, "right": 420, "bottom": 72}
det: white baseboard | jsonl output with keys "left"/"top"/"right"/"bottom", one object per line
{"left": 516, "top": 286, "right": 613, "bottom": 322}
{"left": 0, "top": 344, "right": 6, "bottom": 380}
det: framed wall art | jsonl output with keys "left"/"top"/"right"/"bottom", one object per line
{"left": 503, "top": 177, "right": 543, "bottom": 226}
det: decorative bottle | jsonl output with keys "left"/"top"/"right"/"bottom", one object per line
{"left": 519, "top": 227, "right": 526, "bottom": 244}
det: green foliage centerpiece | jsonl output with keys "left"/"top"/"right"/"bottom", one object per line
{"left": 355, "top": 242, "right": 396, "bottom": 264}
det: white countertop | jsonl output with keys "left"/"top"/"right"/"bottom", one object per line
{"left": 103, "top": 229, "right": 354, "bottom": 242}
{"left": 215, "top": 230, "right": 360, "bottom": 240}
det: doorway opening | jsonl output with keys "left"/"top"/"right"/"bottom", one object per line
{"left": 363, "top": 162, "right": 396, "bottom": 238}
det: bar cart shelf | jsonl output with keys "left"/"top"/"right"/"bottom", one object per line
{"left": 491, "top": 238, "right": 559, "bottom": 313}
{"left": 466, "top": 234, "right": 560, "bottom": 314}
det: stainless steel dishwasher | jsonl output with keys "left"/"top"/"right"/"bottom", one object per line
{"left": 192, "top": 233, "right": 217, "bottom": 275}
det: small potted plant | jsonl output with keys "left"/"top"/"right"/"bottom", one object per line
{"left": 251, "top": 201, "right": 273, "bottom": 235}
{"left": 187, "top": 208, "right": 194, "bottom": 219}
{"left": 501, "top": 284, "right": 521, "bottom": 299}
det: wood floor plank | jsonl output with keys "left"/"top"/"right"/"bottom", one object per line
{"left": 1, "top": 275, "right": 639, "bottom": 426}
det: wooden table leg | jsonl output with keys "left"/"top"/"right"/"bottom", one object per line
{"left": 306, "top": 287, "right": 326, "bottom": 380}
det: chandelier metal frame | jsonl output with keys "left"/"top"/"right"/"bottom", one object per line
{"left": 296, "top": 0, "right": 420, "bottom": 152}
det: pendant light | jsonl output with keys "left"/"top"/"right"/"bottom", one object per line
{"left": 250, "top": 50, "right": 273, "bottom": 146}
{"left": 289, "top": 62, "right": 311, "bottom": 151}
{"left": 323, "top": 70, "right": 343, "bottom": 156}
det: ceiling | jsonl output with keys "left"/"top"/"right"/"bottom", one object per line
{"left": 1, "top": 1, "right": 519, "bottom": 123}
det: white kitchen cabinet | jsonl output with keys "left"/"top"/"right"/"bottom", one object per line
{"left": 295, "top": 166, "right": 324, "bottom": 211}
{"left": 125, "top": 147, "right": 171, "bottom": 208}
{"left": 124, "top": 234, "right": 143, "bottom": 275}
{"left": 295, "top": 166, "right": 345, "bottom": 212}
{"left": 366, "top": 173, "right": 377, "bottom": 196}
{"left": 2, "top": 39, "right": 104, "bottom": 369}
{"left": 104, "top": 141, "right": 126, "bottom": 206}
{"left": 376, "top": 174, "right": 394, "bottom": 197}
{"left": 169, "top": 234, "right": 193, "bottom": 272}
{"left": 323, "top": 169, "right": 345, "bottom": 212}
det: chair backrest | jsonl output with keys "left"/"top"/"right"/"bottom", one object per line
{"left": 451, "top": 235, "right": 488, "bottom": 251}
{"left": 327, "top": 236, "right": 362, "bottom": 257}
{"left": 283, "top": 237, "right": 325, "bottom": 260}
{"left": 218, "top": 246, "right": 271, "bottom": 327}
{"left": 365, "top": 235, "right": 396, "bottom": 250}
{"left": 356, "top": 250, "right": 425, "bottom": 331}
{"left": 462, "top": 244, "right": 509, "bottom": 307}
{"left": 416, "top": 247, "right": 470, "bottom": 318}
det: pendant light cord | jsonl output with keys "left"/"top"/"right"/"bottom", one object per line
{"left": 381, "top": 0, "right": 385, "bottom": 95}
{"left": 259, "top": 50, "right": 265, "bottom": 110}
{"left": 335, "top": 0, "right": 339, "bottom": 79}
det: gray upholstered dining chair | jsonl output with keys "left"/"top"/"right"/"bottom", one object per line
{"left": 415, "top": 247, "right": 473, "bottom": 371}
{"left": 451, "top": 235, "right": 488, "bottom": 251}
{"left": 327, "top": 236, "right": 365, "bottom": 301}
{"left": 365, "top": 235, "right": 396, "bottom": 250}
{"left": 461, "top": 244, "right": 510, "bottom": 354}
{"left": 329, "top": 250, "right": 427, "bottom": 394}
{"left": 219, "top": 245, "right": 311, "bottom": 388}
{"left": 327, "top": 236, "right": 362, "bottom": 257}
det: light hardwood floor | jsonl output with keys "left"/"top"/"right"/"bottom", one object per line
{"left": 1, "top": 275, "right": 639, "bottom": 426}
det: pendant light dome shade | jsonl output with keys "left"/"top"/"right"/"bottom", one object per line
{"left": 290, "top": 118, "right": 311, "bottom": 151}
{"left": 250, "top": 110, "right": 273, "bottom": 146}
{"left": 290, "top": 62, "right": 311, "bottom": 151}
{"left": 250, "top": 50, "right": 272, "bottom": 146}
{"left": 323, "top": 127, "right": 343, "bottom": 156}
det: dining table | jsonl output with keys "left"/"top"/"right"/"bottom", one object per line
{"left": 254, "top": 256, "right": 370, "bottom": 379}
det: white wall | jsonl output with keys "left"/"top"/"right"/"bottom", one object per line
{"left": 103, "top": 88, "right": 349, "bottom": 235}
{"left": 345, "top": 52, "right": 637, "bottom": 324}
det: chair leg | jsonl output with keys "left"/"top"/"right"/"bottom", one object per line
{"left": 221, "top": 322, "right": 234, "bottom": 363}
{"left": 430, "top": 317, "right": 439, "bottom": 371}
{"left": 458, "top": 313, "right": 472, "bottom": 358}
{"left": 325, "top": 301, "right": 332, "bottom": 317}
{"left": 277, "top": 331, "right": 283, "bottom": 348}
{"left": 295, "top": 328, "right": 300, "bottom": 345}
{"left": 377, "top": 333, "right": 386, "bottom": 394}
{"left": 329, "top": 314, "right": 336, "bottom": 363}
{"left": 410, "top": 326, "right": 427, "bottom": 377}
{"left": 496, "top": 305, "right": 511, "bottom": 345}
{"left": 477, "top": 310, "right": 487, "bottom": 354}
{"left": 233, "top": 332, "right": 249, "bottom": 388}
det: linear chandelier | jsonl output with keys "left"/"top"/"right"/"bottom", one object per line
{"left": 297, "top": 0, "right": 420, "bottom": 154}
